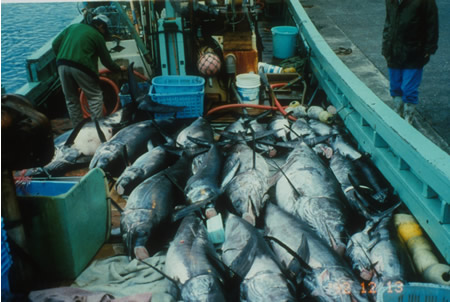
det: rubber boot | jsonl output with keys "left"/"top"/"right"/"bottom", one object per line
{"left": 404, "top": 103, "right": 416, "bottom": 124}
{"left": 393, "top": 96, "right": 404, "bottom": 116}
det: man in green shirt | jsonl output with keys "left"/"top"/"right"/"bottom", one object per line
{"left": 52, "top": 14, "right": 125, "bottom": 127}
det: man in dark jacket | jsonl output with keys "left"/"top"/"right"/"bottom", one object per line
{"left": 382, "top": 0, "right": 438, "bottom": 124}
{"left": 52, "top": 14, "right": 125, "bottom": 127}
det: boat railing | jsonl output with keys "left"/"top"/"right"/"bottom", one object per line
{"left": 15, "top": 15, "right": 84, "bottom": 107}
{"left": 15, "top": 4, "right": 150, "bottom": 107}
{"left": 286, "top": 0, "right": 449, "bottom": 262}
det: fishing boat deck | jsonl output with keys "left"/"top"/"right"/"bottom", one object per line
{"left": 4, "top": 1, "right": 449, "bottom": 299}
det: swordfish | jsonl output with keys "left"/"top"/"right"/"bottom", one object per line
{"left": 23, "top": 108, "right": 132, "bottom": 177}
{"left": 89, "top": 119, "right": 176, "bottom": 177}
{"left": 120, "top": 154, "right": 192, "bottom": 260}
{"left": 164, "top": 213, "right": 226, "bottom": 301}
{"left": 274, "top": 141, "right": 351, "bottom": 255}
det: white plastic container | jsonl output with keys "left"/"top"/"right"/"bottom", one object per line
{"left": 206, "top": 213, "right": 225, "bottom": 244}
{"left": 236, "top": 73, "right": 261, "bottom": 105}
{"left": 258, "top": 62, "right": 283, "bottom": 74}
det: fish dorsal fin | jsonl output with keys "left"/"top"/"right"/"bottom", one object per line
{"left": 151, "top": 119, "right": 175, "bottom": 146}
{"left": 163, "top": 170, "right": 186, "bottom": 194}
{"left": 228, "top": 230, "right": 259, "bottom": 278}
{"left": 171, "top": 200, "right": 212, "bottom": 222}
{"left": 264, "top": 235, "right": 313, "bottom": 275}
{"left": 137, "top": 95, "right": 185, "bottom": 113}
{"left": 241, "top": 109, "right": 272, "bottom": 128}
{"left": 221, "top": 161, "right": 240, "bottom": 189}
{"left": 186, "top": 136, "right": 212, "bottom": 148}
{"left": 205, "top": 252, "right": 242, "bottom": 300}
{"left": 127, "top": 62, "right": 140, "bottom": 103}
{"left": 270, "top": 159, "right": 302, "bottom": 199}
{"left": 160, "top": 144, "right": 183, "bottom": 157}
{"left": 121, "top": 144, "right": 131, "bottom": 167}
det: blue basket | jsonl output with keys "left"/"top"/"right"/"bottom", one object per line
{"left": 1, "top": 217, "right": 12, "bottom": 292}
{"left": 150, "top": 85, "right": 204, "bottom": 119}
{"left": 376, "top": 282, "right": 450, "bottom": 302}
{"left": 151, "top": 76, "right": 205, "bottom": 94}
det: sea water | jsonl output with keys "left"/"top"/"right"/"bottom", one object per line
{"left": 1, "top": 2, "right": 80, "bottom": 93}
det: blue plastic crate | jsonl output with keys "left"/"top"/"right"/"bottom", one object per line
{"left": 150, "top": 85, "right": 204, "bottom": 119}
{"left": 376, "top": 282, "right": 450, "bottom": 302}
{"left": 151, "top": 75, "right": 205, "bottom": 94}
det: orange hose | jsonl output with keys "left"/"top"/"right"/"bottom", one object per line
{"left": 207, "top": 103, "right": 278, "bottom": 115}
{"left": 99, "top": 68, "right": 149, "bottom": 81}
{"left": 80, "top": 76, "right": 120, "bottom": 118}
{"left": 80, "top": 68, "right": 149, "bottom": 118}
{"left": 206, "top": 82, "right": 297, "bottom": 122}
{"left": 271, "top": 83, "right": 297, "bottom": 121}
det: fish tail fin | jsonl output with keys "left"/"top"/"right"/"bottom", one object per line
{"left": 127, "top": 62, "right": 140, "bottom": 103}
{"left": 94, "top": 118, "right": 107, "bottom": 143}
{"left": 171, "top": 200, "right": 210, "bottom": 222}
{"left": 64, "top": 118, "right": 90, "bottom": 146}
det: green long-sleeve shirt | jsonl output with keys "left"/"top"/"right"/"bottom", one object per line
{"left": 52, "top": 23, "right": 121, "bottom": 78}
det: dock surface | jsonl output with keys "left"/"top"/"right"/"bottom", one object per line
{"left": 301, "top": 0, "right": 450, "bottom": 153}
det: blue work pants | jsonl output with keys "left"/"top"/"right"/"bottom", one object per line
{"left": 388, "top": 68, "right": 423, "bottom": 104}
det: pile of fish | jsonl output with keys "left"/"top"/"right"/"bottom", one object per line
{"left": 109, "top": 108, "right": 417, "bottom": 300}
{"left": 23, "top": 104, "right": 416, "bottom": 300}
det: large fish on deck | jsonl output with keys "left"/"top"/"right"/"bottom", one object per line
{"left": 264, "top": 203, "right": 369, "bottom": 302}
{"left": 329, "top": 146, "right": 398, "bottom": 221}
{"left": 176, "top": 117, "right": 215, "bottom": 151}
{"left": 23, "top": 109, "right": 132, "bottom": 177}
{"left": 308, "top": 119, "right": 338, "bottom": 137}
{"left": 222, "top": 214, "right": 296, "bottom": 301}
{"left": 346, "top": 213, "right": 410, "bottom": 297}
{"left": 274, "top": 141, "right": 351, "bottom": 254}
{"left": 223, "top": 169, "right": 269, "bottom": 225}
{"left": 248, "top": 119, "right": 277, "bottom": 157}
{"left": 89, "top": 119, "right": 172, "bottom": 177}
{"left": 114, "top": 145, "right": 174, "bottom": 196}
{"left": 175, "top": 117, "right": 215, "bottom": 174}
{"left": 176, "top": 143, "right": 223, "bottom": 220}
{"left": 120, "top": 154, "right": 192, "bottom": 260}
{"left": 164, "top": 214, "right": 226, "bottom": 302}
{"left": 221, "top": 142, "right": 270, "bottom": 181}
{"left": 221, "top": 143, "right": 270, "bottom": 225}
{"left": 289, "top": 118, "right": 314, "bottom": 140}
{"left": 268, "top": 113, "right": 290, "bottom": 142}
{"left": 329, "top": 132, "right": 362, "bottom": 161}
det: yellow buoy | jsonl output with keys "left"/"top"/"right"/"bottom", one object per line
{"left": 394, "top": 214, "right": 450, "bottom": 286}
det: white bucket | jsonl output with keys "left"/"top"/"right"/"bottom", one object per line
{"left": 236, "top": 73, "right": 261, "bottom": 104}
